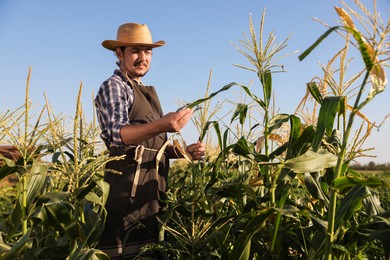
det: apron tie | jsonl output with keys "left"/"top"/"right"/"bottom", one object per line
{"left": 109, "top": 140, "right": 174, "bottom": 198}
{"left": 131, "top": 145, "right": 145, "bottom": 198}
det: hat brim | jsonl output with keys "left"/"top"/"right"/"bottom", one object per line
{"left": 102, "top": 40, "right": 165, "bottom": 51}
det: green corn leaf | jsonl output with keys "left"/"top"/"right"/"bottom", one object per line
{"left": 199, "top": 120, "right": 216, "bottom": 142}
{"left": 76, "top": 181, "right": 97, "bottom": 201}
{"left": 0, "top": 154, "right": 26, "bottom": 179}
{"left": 304, "top": 172, "right": 329, "bottom": 204}
{"left": 335, "top": 185, "right": 370, "bottom": 230}
{"left": 0, "top": 233, "right": 11, "bottom": 254}
{"left": 269, "top": 142, "right": 289, "bottom": 159}
{"left": 307, "top": 82, "right": 323, "bottom": 104}
{"left": 216, "top": 182, "right": 245, "bottom": 199}
{"left": 299, "top": 26, "right": 341, "bottom": 61}
{"left": 271, "top": 184, "right": 291, "bottom": 251}
{"left": 44, "top": 199, "right": 80, "bottom": 240}
{"left": 79, "top": 205, "right": 105, "bottom": 248}
{"left": 230, "top": 208, "right": 275, "bottom": 260}
{"left": 288, "top": 115, "right": 301, "bottom": 142}
{"left": 183, "top": 82, "right": 238, "bottom": 109}
{"left": 183, "top": 81, "right": 266, "bottom": 112}
{"left": 25, "top": 171, "right": 47, "bottom": 206}
{"left": 222, "top": 128, "right": 229, "bottom": 152}
{"left": 347, "top": 28, "right": 374, "bottom": 72}
{"left": 36, "top": 191, "right": 69, "bottom": 206}
{"left": 307, "top": 232, "right": 327, "bottom": 259}
{"left": 0, "top": 230, "right": 32, "bottom": 260}
{"left": 285, "top": 114, "right": 303, "bottom": 160}
{"left": 231, "top": 103, "right": 248, "bottom": 125}
{"left": 310, "top": 214, "right": 328, "bottom": 233}
{"left": 0, "top": 154, "right": 16, "bottom": 167}
{"left": 334, "top": 174, "right": 385, "bottom": 193}
{"left": 91, "top": 180, "right": 110, "bottom": 207}
{"left": 268, "top": 114, "right": 290, "bottom": 133}
{"left": 259, "top": 70, "right": 272, "bottom": 106}
{"left": 284, "top": 148, "right": 337, "bottom": 173}
{"left": 70, "top": 249, "right": 110, "bottom": 260}
{"left": 289, "top": 125, "right": 315, "bottom": 158}
{"left": 312, "top": 96, "right": 344, "bottom": 151}
{"left": 232, "top": 137, "right": 254, "bottom": 159}
{"left": 363, "top": 192, "right": 385, "bottom": 216}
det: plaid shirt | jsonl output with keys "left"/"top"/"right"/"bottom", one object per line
{"left": 95, "top": 69, "right": 137, "bottom": 148}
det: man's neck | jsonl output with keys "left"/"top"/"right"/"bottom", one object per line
{"left": 120, "top": 69, "right": 142, "bottom": 85}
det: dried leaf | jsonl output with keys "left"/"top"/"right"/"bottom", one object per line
{"left": 335, "top": 7, "right": 357, "bottom": 30}
{"left": 173, "top": 137, "right": 192, "bottom": 162}
{"left": 249, "top": 175, "right": 264, "bottom": 187}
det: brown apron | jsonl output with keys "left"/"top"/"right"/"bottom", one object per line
{"left": 98, "top": 82, "right": 169, "bottom": 259}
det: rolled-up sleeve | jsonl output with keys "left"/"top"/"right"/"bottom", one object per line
{"left": 95, "top": 73, "right": 133, "bottom": 147}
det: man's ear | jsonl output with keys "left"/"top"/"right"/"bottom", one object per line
{"left": 116, "top": 48, "right": 123, "bottom": 60}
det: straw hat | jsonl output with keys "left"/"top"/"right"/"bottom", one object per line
{"left": 102, "top": 23, "right": 165, "bottom": 51}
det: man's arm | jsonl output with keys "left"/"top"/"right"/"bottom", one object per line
{"left": 119, "top": 108, "right": 193, "bottom": 145}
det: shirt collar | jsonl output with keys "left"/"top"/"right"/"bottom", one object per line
{"left": 114, "top": 69, "right": 144, "bottom": 86}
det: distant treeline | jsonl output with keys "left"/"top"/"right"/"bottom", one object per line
{"left": 350, "top": 161, "right": 390, "bottom": 171}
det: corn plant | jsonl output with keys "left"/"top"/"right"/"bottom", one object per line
{"left": 163, "top": 1, "right": 389, "bottom": 259}
{"left": 0, "top": 69, "right": 119, "bottom": 259}
{"left": 296, "top": 2, "right": 389, "bottom": 258}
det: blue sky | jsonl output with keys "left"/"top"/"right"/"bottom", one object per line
{"left": 0, "top": 0, "right": 389, "bottom": 164}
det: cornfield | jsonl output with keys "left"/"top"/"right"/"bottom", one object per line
{"left": 0, "top": 1, "right": 389, "bottom": 259}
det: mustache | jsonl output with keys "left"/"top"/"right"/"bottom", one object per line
{"left": 134, "top": 61, "right": 148, "bottom": 66}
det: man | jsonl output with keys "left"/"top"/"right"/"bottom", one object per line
{"left": 95, "top": 22, "right": 205, "bottom": 259}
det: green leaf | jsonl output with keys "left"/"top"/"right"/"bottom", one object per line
{"left": 183, "top": 82, "right": 238, "bottom": 109}
{"left": 0, "top": 154, "right": 16, "bottom": 167}
{"left": 299, "top": 26, "right": 341, "bottom": 61}
{"left": 0, "top": 154, "right": 26, "bottom": 179}
{"left": 285, "top": 114, "right": 303, "bottom": 159}
{"left": 44, "top": 199, "right": 80, "bottom": 240}
{"left": 71, "top": 248, "right": 110, "bottom": 260}
{"left": 310, "top": 214, "right": 328, "bottom": 233}
{"left": 289, "top": 125, "right": 315, "bottom": 158}
{"left": 363, "top": 192, "right": 385, "bottom": 216}
{"left": 312, "top": 96, "right": 344, "bottom": 151}
{"left": 268, "top": 114, "right": 290, "bottom": 133}
{"left": 0, "top": 230, "right": 32, "bottom": 259}
{"left": 288, "top": 115, "right": 302, "bottom": 143}
{"left": 335, "top": 185, "right": 370, "bottom": 230}
{"left": 216, "top": 182, "right": 245, "bottom": 199}
{"left": 334, "top": 174, "right": 385, "bottom": 193}
{"left": 230, "top": 208, "right": 275, "bottom": 260}
{"left": 231, "top": 103, "right": 248, "bottom": 125}
{"left": 346, "top": 27, "right": 374, "bottom": 72}
{"left": 96, "top": 180, "right": 110, "bottom": 207}
{"left": 269, "top": 142, "right": 288, "bottom": 159}
{"left": 259, "top": 70, "right": 272, "bottom": 106}
{"left": 199, "top": 121, "right": 219, "bottom": 143}
{"left": 182, "top": 81, "right": 266, "bottom": 112}
{"left": 307, "top": 232, "right": 326, "bottom": 259}
{"left": 307, "top": 82, "right": 323, "bottom": 104}
{"left": 26, "top": 171, "right": 47, "bottom": 206}
{"left": 232, "top": 137, "right": 254, "bottom": 159}
{"left": 76, "top": 181, "right": 97, "bottom": 201}
{"left": 0, "top": 232, "right": 11, "bottom": 254}
{"left": 304, "top": 172, "right": 329, "bottom": 204}
{"left": 284, "top": 148, "right": 337, "bottom": 173}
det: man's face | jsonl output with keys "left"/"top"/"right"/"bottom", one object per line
{"left": 121, "top": 46, "right": 153, "bottom": 79}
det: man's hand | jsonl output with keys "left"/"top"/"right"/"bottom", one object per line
{"left": 161, "top": 108, "right": 193, "bottom": 132}
{"left": 186, "top": 141, "right": 206, "bottom": 160}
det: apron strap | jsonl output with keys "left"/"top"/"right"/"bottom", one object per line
{"left": 131, "top": 145, "right": 145, "bottom": 198}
